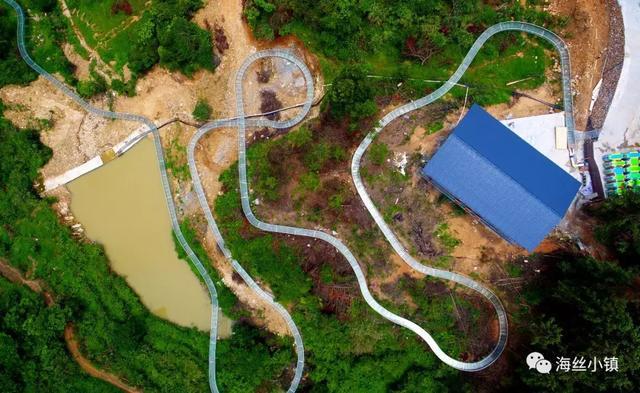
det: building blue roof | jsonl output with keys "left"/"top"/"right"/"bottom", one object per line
{"left": 422, "top": 105, "right": 580, "bottom": 251}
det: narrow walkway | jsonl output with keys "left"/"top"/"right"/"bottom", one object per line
{"left": 64, "top": 324, "right": 141, "bottom": 393}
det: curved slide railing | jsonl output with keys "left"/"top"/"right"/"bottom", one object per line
{"left": 3, "top": 1, "right": 304, "bottom": 392}
{"left": 229, "top": 22, "right": 574, "bottom": 371}
{"left": 186, "top": 50, "right": 315, "bottom": 392}
{"left": 7, "top": 0, "right": 576, "bottom": 384}
{"left": 349, "top": 21, "right": 575, "bottom": 370}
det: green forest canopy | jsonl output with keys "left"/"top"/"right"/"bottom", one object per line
{"left": 0, "top": 0, "right": 215, "bottom": 96}
{"left": 246, "top": 0, "right": 560, "bottom": 108}
{"left": 0, "top": 104, "right": 292, "bottom": 392}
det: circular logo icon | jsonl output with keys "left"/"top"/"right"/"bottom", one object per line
{"left": 535, "top": 359, "right": 552, "bottom": 374}
{"left": 526, "top": 352, "right": 545, "bottom": 369}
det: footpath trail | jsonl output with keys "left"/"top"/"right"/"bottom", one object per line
{"left": 64, "top": 324, "right": 141, "bottom": 393}
{"left": 7, "top": 0, "right": 578, "bottom": 387}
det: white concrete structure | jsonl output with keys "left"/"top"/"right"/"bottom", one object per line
{"left": 113, "top": 122, "right": 153, "bottom": 154}
{"left": 555, "top": 126, "right": 568, "bottom": 150}
{"left": 593, "top": 0, "right": 640, "bottom": 185}
{"left": 44, "top": 155, "right": 103, "bottom": 191}
{"left": 501, "top": 112, "right": 579, "bottom": 180}
{"left": 43, "top": 126, "right": 154, "bottom": 191}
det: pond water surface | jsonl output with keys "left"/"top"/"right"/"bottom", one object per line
{"left": 68, "top": 138, "right": 232, "bottom": 336}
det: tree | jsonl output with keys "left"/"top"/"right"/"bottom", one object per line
{"left": 324, "top": 65, "right": 377, "bottom": 123}
{"left": 403, "top": 36, "right": 439, "bottom": 65}
{"left": 157, "top": 17, "right": 214, "bottom": 76}
{"left": 192, "top": 98, "right": 212, "bottom": 121}
{"left": 590, "top": 190, "right": 640, "bottom": 267}
{"left": 0, "top": 279, "right": 113, "bottom": 392}
{"left": 111, "top": 0, "right": 133, "bottom": 15}
{"left": 128, "top": 16, "right": 159, "bottom": 74}
{"left": 508, "top": 255, "right": 640, "bottom": 392}
{"left": 286, "top": 125, "right": 313, "bottom": 149}
{"left": 244, "top": 0, "right": 276, "bottom": 40}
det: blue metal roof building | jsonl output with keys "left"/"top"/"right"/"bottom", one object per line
{"left": 422, "top": 105, "right": 580, "bottom": 252}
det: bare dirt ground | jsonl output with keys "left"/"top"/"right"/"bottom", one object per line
{"left": 0, "top": 79, "right": 133, "bottom": 179}
{"left": 548, "top": 0, "right": 610, "bottom": 130}
{"left": 62, "top": 43, "right": 90, "bottom": 80}
{"left": 0, "top": 0, "right": 322, "bottom": 336}
{"left": 485, "top": 81, "right": 560, "bottom": 120}
{"left": 369, "top": 103, "right": 526, "bottom": 279}
{"left": 242, "top": 58, "right": 307, "bottom": 121}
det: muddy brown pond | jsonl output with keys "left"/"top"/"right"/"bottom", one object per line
{"left": 68, "top": 138, "right": 232, "bottom": 337}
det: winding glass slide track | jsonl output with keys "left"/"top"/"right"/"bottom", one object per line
{"left": 7, "top": 0, "right": 575, "bottom": 387}
{"left": 350, "top": 21, "right": 575, "bottom": 370}
{"left": 3, "top": 1, "right": 303, "bottom": 392}
{"left": 221, "top": 22, "right": 574, "bottom": 372}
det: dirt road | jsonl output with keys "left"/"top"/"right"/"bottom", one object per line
{"left": 549, "top": 0, "right": 610, "bottom": 130}
{"left": 64, "top": 324, "right": 141, "bottom": 393}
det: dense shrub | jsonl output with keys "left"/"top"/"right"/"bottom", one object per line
{"left": 324, "top": 65, "right": 377, "bottom": 123}
{"left": 0, "top": 107, "right": 291, "bottom": 392}
{"left": 506, "top": 255, "right": 640, "bottom": 392}
{"left": 192, "top": 98, "right": 212, "bottom": 121}
{"left": 158, "top": 17, "right": 214, "bottom": 76}
{"left": 0, "top": 1, "right": 74, "bottom": 89}
{"left": 590, "top": 190, "right": 640, "bottom": 268}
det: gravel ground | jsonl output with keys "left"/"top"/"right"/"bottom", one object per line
{"left": 588, "top": 0, "right": 625, "bottom": 130}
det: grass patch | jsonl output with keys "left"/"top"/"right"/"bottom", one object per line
{"left": 192, "top": 98, "right": 212, "bottom": 122}
{"left": 506, "top": 263, "right": 524, "bottom": 278}
{"left": 66, "top": 0, "right": 147, "bottom": 36}
{"left": 437, "top": 194, "right": 466, "bottom": 217}
{"left": 269, "top": 4, "right": 558, "bottom": 106}
{"left": 433, "top": 223, "right": 461, "bottom": 253}
{"left": 165, "top": 134, "right": 189, "bottom": 181}
{"left": 426, "top": 120, "right": 444, "bottom": 135}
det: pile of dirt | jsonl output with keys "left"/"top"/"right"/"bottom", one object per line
{"left": 256, "top": 59, "right": 273, "bottom": 83}
{"left": 587, "top": 0, "right": 625, "bottom": 130}
{"left": 260, "top": 89, "right": 283, "bottom": 120}
{"left": 548, "top": 0, "right": 610, "bottom": 130}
